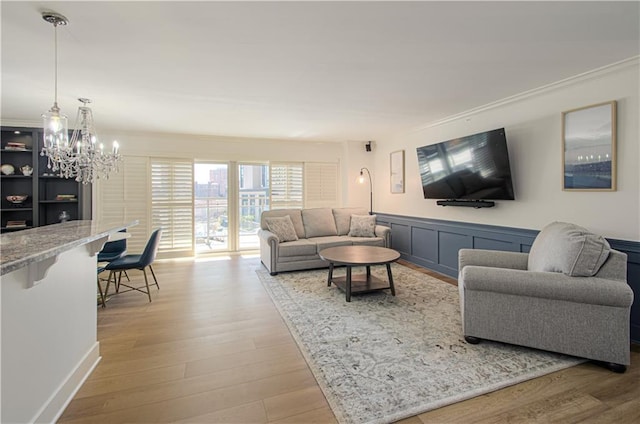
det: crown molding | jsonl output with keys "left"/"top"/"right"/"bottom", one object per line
{"left": 407, "top": 56, "right": 640, "bottom": 134}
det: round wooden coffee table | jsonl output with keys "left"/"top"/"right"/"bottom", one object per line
{"left": 319, "top": 245, "right": 400, "bottom": 302}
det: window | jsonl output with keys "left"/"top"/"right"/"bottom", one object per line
{"left": 304, "top": 162, "right": 339, "bottom": 208}
{"left": 270, "top": 162, "right": 303, "bottom": 209}
{"left": 150, "top": 158, "right": 194, "bottom": 256}
{"left": 238, "top": 163, "right": 269, "bottom": 249}
{"left": 194, "top": 163, "right": 228, "bottom": 253}
{"left": 96, "top": 155, "right": 339, "bottom": 258}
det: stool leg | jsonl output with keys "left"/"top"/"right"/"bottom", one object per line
{"left": 149, "top": 265, "right": 160, "bottom": 289}
{"left": 104, "top": 271, "right": 114, "bottom": 299}
{"left": 97, "top": 276, "right": 106, "bottom": 308}
{"left": 142, "top": 267, "right": 152, "bottom": 302}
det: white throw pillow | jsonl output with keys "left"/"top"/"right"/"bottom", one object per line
{"left": 348, "top": 214, "right": 376, "bottom": 238}
{"left": 265, "top": 216, "right": 299, "bottom": 242}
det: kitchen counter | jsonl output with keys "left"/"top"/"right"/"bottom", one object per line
{"left": 0, "top": 220, "right": 137, "bottom": 276}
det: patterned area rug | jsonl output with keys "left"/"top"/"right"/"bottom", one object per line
{"left": 256, "top": 264, "right": 583, "bottom": 424}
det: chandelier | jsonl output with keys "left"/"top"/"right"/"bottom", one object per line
{"left": 40, "top": 11, "right": 121, "bottom": 184}
{"left": 42, "top": 98, "right": 121, "bottom": 184}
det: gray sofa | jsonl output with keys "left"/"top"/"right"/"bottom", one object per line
{"left": 258, "top": 207, "right": 390, "bottom": 275}
{"left": 458, "top": 222, "right": 634, "bottom": 372}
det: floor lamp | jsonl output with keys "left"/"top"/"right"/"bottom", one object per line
{"left": 358, "top": 167, "right": 373, "bottom": 215}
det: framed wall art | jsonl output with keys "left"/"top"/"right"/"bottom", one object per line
{"left": 390, "top": 150, "right": 405, "bottom": 193}
{"left": 562, "top": 100, "right": 617, "bottom": 191}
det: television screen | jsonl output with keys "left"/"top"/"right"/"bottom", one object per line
{"left": 416, "top": 128, "right": 515, "bottom": 200}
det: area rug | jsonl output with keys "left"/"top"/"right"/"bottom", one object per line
{"left": 256, "top": 264, "right": 584, "bottom": 424}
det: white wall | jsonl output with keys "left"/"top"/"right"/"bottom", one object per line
{"left": 359, "top": 60, "right": 640, "bottom": 241}
{"left": 98, "top": 130, "right": 344, "bottom": 164}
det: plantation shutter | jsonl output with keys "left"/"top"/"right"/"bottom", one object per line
{"left": 270, "top": 162, "right": 303, "bottom": 209}
{"left": 94, "top": 155, "right": 151, "bottom": 254}
{"left": 150, "top": 158, "right": 194, "bottom": 256}
{"left": 304, "top": 162, "right": 339, "bottom": 208}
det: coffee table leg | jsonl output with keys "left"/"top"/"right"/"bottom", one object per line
{"left": 327, "top": 262, "right": 334, "bottom": 287}
{"left": 366, "top": 265, "right": 371, "bottom": 281}
{"left": 386, "top": 263, "right": 396, "bottom": 296}
{"left": 346, "top": 266, "right": 352, "bottom": 302}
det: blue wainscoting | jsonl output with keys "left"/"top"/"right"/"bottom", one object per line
{"left": 375, "top": 213, "right": 640, "bottom": 344}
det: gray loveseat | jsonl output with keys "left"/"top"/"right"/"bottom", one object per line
{"left": 258, "top": 207, "right": 390, "bottom": 275}
{"left": 458, "top": 221, "right": 634, "bottom": 372}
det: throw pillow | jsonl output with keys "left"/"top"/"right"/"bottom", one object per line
{"left": 348, "top": 214, "right": 376, "bottom": 238}
{"left": 528, "top": 221, "right": 610, "bottom": 277}
{"left": 265, "top": 216, "right": 299, "bottom": 242}
{"left": 301, "top": 208, "right": 338, "bottom": 238}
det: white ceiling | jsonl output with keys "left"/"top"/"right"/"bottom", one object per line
{"left": 2, "top": 1, "right": 639, "bottom": 143}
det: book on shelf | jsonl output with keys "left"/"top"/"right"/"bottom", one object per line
{"left": 5, "top": 142, "right": 27, "bottom": 151}
{"left": 55, "top": 194, "right": 77, "bottom": 201}
{"left": 6, "top": 220, "right": 27, "bottom": 228}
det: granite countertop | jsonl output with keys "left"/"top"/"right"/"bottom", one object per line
{"left": 0, "top": 220, "right": 138, "bottom": 276}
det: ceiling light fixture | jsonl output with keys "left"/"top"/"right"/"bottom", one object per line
{"left": 41, "top": 11, "right": 69, "bottom": 154}
{"left": 40, "top": 11, "right": 121, "bottom": 184}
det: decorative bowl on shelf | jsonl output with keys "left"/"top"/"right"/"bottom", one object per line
{"left": 6, "top": 194, "right": 28, "bottom": 204}
{"left": 1, "top": 164, "right": 15, "bottom": 175}
{"left": 20, "top": 165, "right": 33, "bottom": 176}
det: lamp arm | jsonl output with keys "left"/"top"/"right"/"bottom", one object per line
{"left": 360, "top": 167, "right": 373, "bottom": 215}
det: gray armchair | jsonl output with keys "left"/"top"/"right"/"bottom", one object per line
{"left": 458, "top": 222, "right": 634, "bottom": 372}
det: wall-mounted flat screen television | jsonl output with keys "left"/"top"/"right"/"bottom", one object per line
{"left": 416, "top": 128, "right": 515, "bottom": 200}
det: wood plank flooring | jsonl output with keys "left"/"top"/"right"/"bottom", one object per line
{"left": 59, "top": 256, "right": 639, "bottom": 423}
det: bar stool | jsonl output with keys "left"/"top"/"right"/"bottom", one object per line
{"left": 105, "top": 229, "right": 162, "bottom": 303}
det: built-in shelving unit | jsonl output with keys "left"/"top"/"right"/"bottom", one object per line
{"left": 0, "top": 126, "right": 91, "bottom": 232}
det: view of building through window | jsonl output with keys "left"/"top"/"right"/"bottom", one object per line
{"left": 194, "top": 163, "right": 229, "bottom": 253}
{"left": 195, "top": 163, "right": 270, "bottom": 253}
{"left": 239, "top": 163, "right": 269, "bottom": 250}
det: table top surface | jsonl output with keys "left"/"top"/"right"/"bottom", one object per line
{"left": 0, "top": 220, "right": 138, "bottom": 275}
{"left": 319, "top": 245, "right": 400, "bottom": 266}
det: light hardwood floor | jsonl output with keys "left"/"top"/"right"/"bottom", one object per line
{"left": 59, "top": 256, "right": 639, "bottom": 423}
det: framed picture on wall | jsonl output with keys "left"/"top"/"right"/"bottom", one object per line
{"left": 390, "top": 150, "right": 405, "bottom": 193}
{"left": 562, "top": 100, "right": 617, "bottom": 191}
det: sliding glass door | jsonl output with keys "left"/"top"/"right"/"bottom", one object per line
{"left": 238, "top": 163, "right": 269, "bottom": 250}
{"left": 194, "top": 163, "right": 229, "bottom": 253}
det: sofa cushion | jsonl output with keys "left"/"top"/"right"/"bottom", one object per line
{"left": 265, "top": 216, "right": 298, "bottom": 242}
{"left": 528, "top": 221, "right": 611, "bottom": 277}
{"left": 261, "top": 209, "right": 305, "bottom": 239}
{"left": 278, "top": 239, "right": 317, "bottom": 257}
{"left": 332, "top": 207, "right": 368, "bottom": 235}
{"left": 309, "top": 236, "right": 353, "bottom": 252}
{"left": 348, "top": 214, "right": 376, "bottom": 237}
{"left": 302, "top": 208, "right": 338, "bottom": 238}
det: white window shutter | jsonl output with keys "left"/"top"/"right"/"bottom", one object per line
{"left": 95, "top": 156, "right": 150, "bottom": 254}
{"left": 270, "top": 162, "right": 303, "bottom": 209}
{"left": 304, "top": 162, "right": 339, "bottom": 208}
{"left": 151, "top": 158, "right": 194, "bottom": 256}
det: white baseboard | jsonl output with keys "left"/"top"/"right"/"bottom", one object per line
{"left": 32, "top": 342, "right": 101, "bottom": 424}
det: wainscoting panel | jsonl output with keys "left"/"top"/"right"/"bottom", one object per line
{"left": 473, "top": 236, "right": 515, "bottom": 252}
{"left": 410, "top": 227, "right": 438, "bottom": 265}
{"left": 438, "top": 231, "right": 472, "bottom": 274}
{"left": 390, "top": 223, "right": 410, "bottom": 255}
{"left": 375, "top": 213, "right": 640, "bottom": 343}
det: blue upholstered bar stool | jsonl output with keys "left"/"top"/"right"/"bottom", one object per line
{"left": 97, "top": 230, "right": 129, "bottom": 307}
{"left": 104, "top": 228, "right": 162, "bottom": 303}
